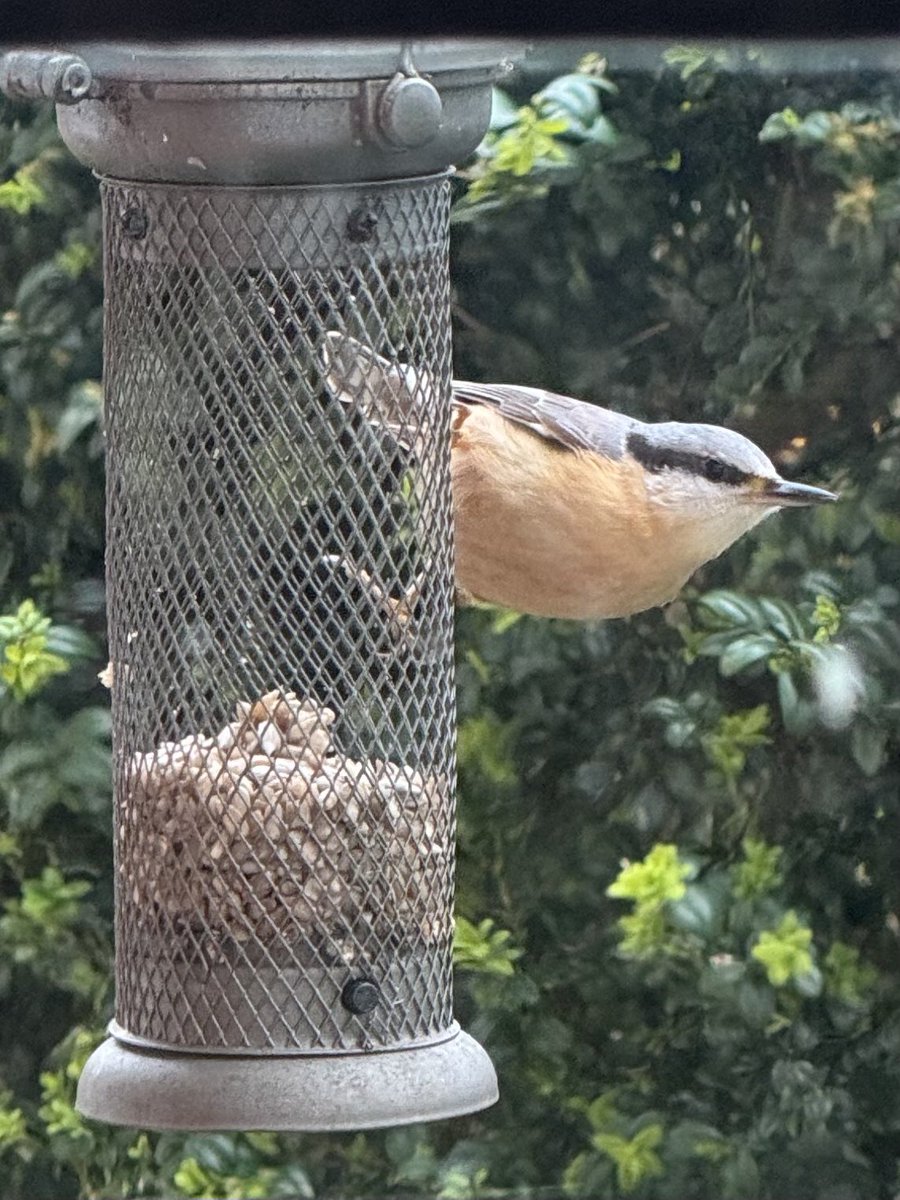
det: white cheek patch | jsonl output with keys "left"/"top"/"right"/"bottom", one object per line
{"left": 644, "top": 471, "right": 776, "bottom": 566}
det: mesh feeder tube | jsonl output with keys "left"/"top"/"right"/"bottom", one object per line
{"left": 1, "top": 41, "right": 525, "bottom": 1131}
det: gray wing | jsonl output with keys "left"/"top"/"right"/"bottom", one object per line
{"left": 452, "top": 380, "right": 636, "bottom": 459}
{"left": 319, "top": 331, "right": 429, "bottom": 442}
{"left": 319, "top": 331, "right": 636, "bottom": 460}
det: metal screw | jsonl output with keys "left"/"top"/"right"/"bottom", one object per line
{"left": 58, "top": 61, "right": 92, "bottom": 103}
{"left": 0, "top": 51, "right": 92, "bottom": 105}
{"left": 341, "top": 977, "right": 380, "bottom": 1015}
{"left": 122, "top": 207, "right": 148, "bottom": 240}
{"left": 346, "top": 206, "right": 379, "bottom": 244}
{"left": 377, "top": 74, "right": 443, "bottom": 149}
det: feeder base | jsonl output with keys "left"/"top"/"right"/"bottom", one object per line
{"left": 75, "top": 1027, "right": 498, "bottom": 1131}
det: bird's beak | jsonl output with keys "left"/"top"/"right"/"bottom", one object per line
{"left": 763, "top": 478, "right": 839, "bottom": 506}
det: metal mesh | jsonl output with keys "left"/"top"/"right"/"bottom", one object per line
{"left": 102, "top": 177, "right": 456, "bottom": 1052}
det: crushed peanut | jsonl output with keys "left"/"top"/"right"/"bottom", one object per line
{"left": 121, "top": 689, "right": 448, "bottom": 959}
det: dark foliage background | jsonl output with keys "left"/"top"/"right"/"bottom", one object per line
{"left": 0, "top": 44, "right": 898, "bottom": 1200}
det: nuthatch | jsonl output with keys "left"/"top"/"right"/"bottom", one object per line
{"left": 320, "top": 333, "right": 837, "bottom": 621}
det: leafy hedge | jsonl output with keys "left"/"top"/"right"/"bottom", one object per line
{"left": 1, "top": 46, "right": 898, "bottom": 1200}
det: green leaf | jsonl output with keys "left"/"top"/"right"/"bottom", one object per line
{"left": 793, "top": 965, "right": 824, "bottom": 998}
{"left": 616, "top": 906, "right": 668, "bottom": 958}
{"left": 45, "top": 624, "right": 96, "bottom": 660}
{"left": 642, "top": 697, "right": 688, "bottom": 721}
{"left": 722, "top": 1146, "right": 761, "bottom": 1198}
{"left": 454, "top": 916, "right": 522, "bottom": 976}
{"left": 593, "top": 1124, "right": 665, "bottom": 1194}
{"left": 580, "top": 115, "right": 620, "bottom": 146}
{"left": 697, "top": 591, "right": 766, "bottom": 630}
{"left": 670, "top": 884, "right": 716, "bottom": 937}
{"left": 55, "top": 240, "right": 96, "bottom": 279}
{"left": 538, "top": 75, "right": 606, "bottom": 130}
{"left": 759, "top": 107, "right": 803, "bottom": 142}
{"left": 585, "top": 1091, "right": 619, "bottom": 1131}
{"left": 824, "top": 941, "right": 878, "bottom": 1004}
{"left": 0, "top": 167, "right": 45, "bottom": 214}
{"left": 663, "top": 45, "right": 720, "bottom": 80}
{"left": 736, "top": 979, "right": 776, "bottom": 1026}
{"left": 457, "top": 714, "right": 517, "bottom": 785}
{"left": 703, "top": 706, "right": 771, "bottom": 781}
{"left": 173, "top": 1157, "right": 214, "bottom": 1197}
{"left": 489, "top": 88, "right": 520, "bottom": 132}
{"left": 776, "top": 671, "right": 803, "bottom": 733}
{"left": 607, "top": 844, "right": 692, "bottom": 906}
{"left": 491, "top": 608, "right": 523, "bottom": 635}
{"left": 718, "top": 633, "right": 781, "bottom": 676}
{"left": 733, "top": 839, "right": 783, "bottom": 900}
{"left": 850, "top": 722, "right": 887, "bottom": 776}
{"left": 56, "top": 381, "right": 103, "bottom": 452}
{"left": 751, "top": 911, "right": 814, "bottom": 988}
{"left": 758, "top": 598, "right": 807, "bottom": 640}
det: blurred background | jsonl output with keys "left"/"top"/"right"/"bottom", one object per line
{"left": 0, "top": 40, "right": 898, "bottom": 1200}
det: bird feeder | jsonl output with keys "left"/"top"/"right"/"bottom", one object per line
{"left": 0, "top": 40, "right": 524, "bottom": 1131}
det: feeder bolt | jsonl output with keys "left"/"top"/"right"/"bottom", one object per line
{"left": 377, "top": 73, "right": 444, "bottom": 148}
{"left": 341, "top": 978, "right": 381, "bottom": 1015}
{"left": 0, "top": 50, "right": 92, "bottom": 104}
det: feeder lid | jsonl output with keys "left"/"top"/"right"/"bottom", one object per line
{"left": 1, "top": 39, "right": 530, "bottom": 184}
{"left": 61, "top": 39, "right": 529, "bottom": 84}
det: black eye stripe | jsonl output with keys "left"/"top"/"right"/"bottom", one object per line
{"left": 627, "top": 432, "right": 749, "bottom": 486}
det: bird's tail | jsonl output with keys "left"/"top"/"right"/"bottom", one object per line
{"left": 318, "top": 331, "right": 437, "bottom": 450}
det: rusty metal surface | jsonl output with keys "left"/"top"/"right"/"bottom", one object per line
{"left": 103, "top": 174, "right": 456, "bottom": 1052}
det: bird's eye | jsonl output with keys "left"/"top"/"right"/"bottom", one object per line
{"left": 704, "top": 458, "right": 727, "bottom": 482}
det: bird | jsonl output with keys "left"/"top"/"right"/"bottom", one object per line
{"left": 318, "top": 333, "right": 838, "bottom": 622}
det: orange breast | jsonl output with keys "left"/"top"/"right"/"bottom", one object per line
{"left": 450, "top": 406, "right": 690, "bottom": 620}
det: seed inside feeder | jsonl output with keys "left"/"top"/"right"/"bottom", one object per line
{"left": 123, "top": 690, "right": 449, "bottom": 959}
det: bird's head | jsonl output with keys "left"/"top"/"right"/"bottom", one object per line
{"left": 625, "top": 420, "right": 837, "bottom": 560}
